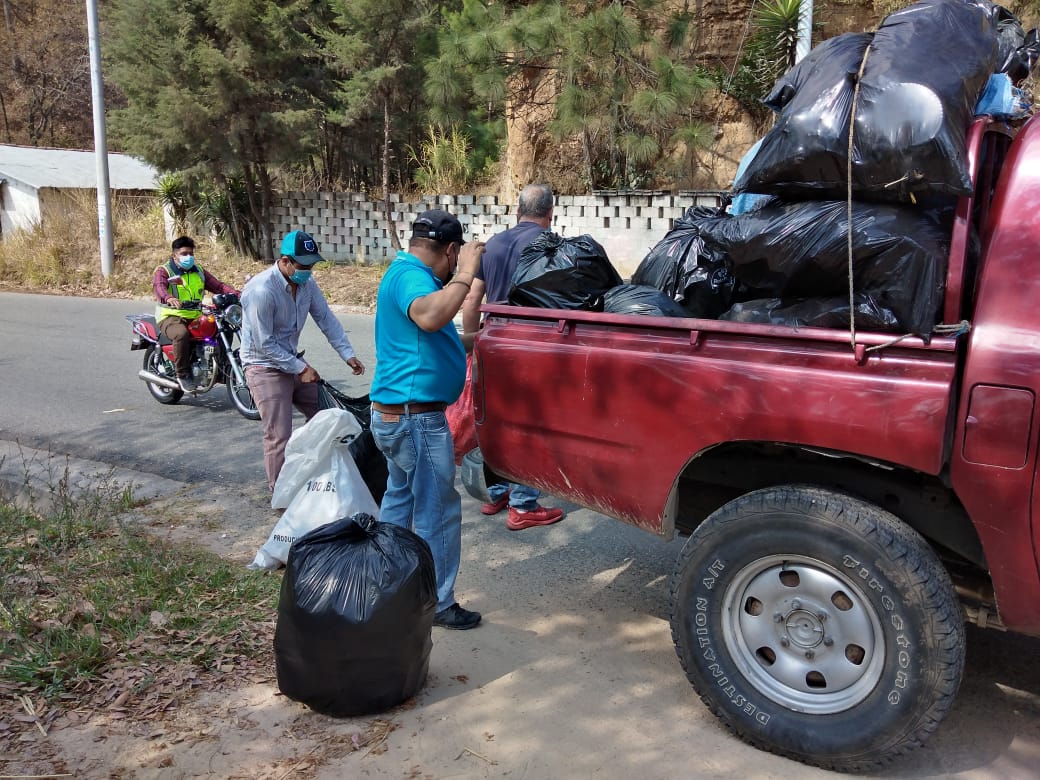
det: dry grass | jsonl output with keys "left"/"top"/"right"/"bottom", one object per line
{"left": 0, "top": 193, "right": 386, "bottom": 312}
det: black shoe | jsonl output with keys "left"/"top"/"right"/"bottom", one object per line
{"left": 178, "top": 376, "right": 197, "bottom": 393}
{"left": 433, "top": 602, "right": 481, "bottom": 630}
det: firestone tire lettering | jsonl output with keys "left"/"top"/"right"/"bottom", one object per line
{"left": 669, "top": 485, "right": 965, "bottom": 772}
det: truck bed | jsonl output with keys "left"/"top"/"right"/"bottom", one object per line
{"left": 474, "top": 307, "right": 960, "bottom": 536}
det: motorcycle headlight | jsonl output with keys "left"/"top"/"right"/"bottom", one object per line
{"left": 225, "top": 303, "right": 243, "bottom": 329}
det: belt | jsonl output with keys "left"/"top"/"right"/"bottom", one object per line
{"left": 372, "top": 401, "right": 447, "bottom": 415}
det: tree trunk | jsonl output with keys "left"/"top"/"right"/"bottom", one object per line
{"left": 240, "top": 154, "right": 269, "bottom": 260}
{"left": 582, "top": 128, "right": 593, "bottom": 191}
{"left": 383, "top": 97, "right": 401, "bottom": 252}
{"left": 0, "top": 90, "right": 10, "bottom": 142}
{"left": 256, "top": 164, "right": 275, "bottom": 261}
{"left": 2, "top": 0, "right": 15, "bottom": 71}
{"left": 216, "top": 170, "right": 248, "bottom": 258}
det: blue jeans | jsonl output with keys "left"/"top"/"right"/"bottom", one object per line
{"left": 487, "top": 481, "right": 540, "bottom": 511}
{"left": 371, "top": 409, "right": 461, "bottom": 612}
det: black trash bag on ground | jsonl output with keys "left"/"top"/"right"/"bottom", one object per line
{"left": 317, "top": 381, "right": 388, "bottom": 503}
{"left": 631, "top": 206, "right": 737, "bottom": 318}
{"left": 602, "top": 284, "right": 691, "bottom": 317}
{"left": 275, "top": 513, "right": 436, "bottom": 717}
{"left": 736, "top": 0, "right": 999, "bottom": 201}
{"left": 685, "top": 200, "right": 952, "bottom": 338}
{"left": 720, "top": 295, "right": 901, "bottom": 331}
{"left": 509, "top": 232, "right": 623, "bottom": 310}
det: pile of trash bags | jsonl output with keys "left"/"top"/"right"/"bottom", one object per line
{"left": 506, "top": 0, "right": 1037, "bottom": 340}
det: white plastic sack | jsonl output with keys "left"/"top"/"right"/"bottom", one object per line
{"left": 249, "top": 409, "right": 381, "bottom": 570}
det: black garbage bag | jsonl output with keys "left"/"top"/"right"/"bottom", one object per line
{"left": 736, "top": 0, "right": 999, "bottom": 202}
{"left": 631, "top": 207, "right": 737, "bottom": 318}
{"left": 348, "top": 430, "right": 388, "bottom": 505}
{"left": 995, "top": 4, "right": 1026, "bottom": 72}
{"left": 720, "top": 295, "right": 901, "bottom": 332}
{"left": 509, "top": 232, "right": 623, "bottom": 310}
{"left": 317, "top": 382, "right": 389, "bottom": 504}
{"left": 1002, "top": 27, "right": 1040, "bottom": 83}
{"left": 602, "top": 284, "right": 691, "bottom": 317}
{"left": 685, "top": 200, "right": 952, "bottom": 338}
{"left": 275, "top": 513, "right": 436, "bottom": 717}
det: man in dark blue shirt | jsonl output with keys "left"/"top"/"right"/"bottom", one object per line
{"left": 461, "top": 183, "right": 565, "bottom": 531}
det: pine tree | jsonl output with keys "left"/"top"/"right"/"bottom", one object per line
{"left": 427, "top": 0, "right": 713, "bottom": 190}
{"left": 104, "top": 0, "right": 329, "bottom": 258}
{"left": 318, "top": 0, "right": 440, "bottom": 248}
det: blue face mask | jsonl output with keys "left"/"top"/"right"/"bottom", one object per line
{"left": 289, "top": 268, "right": 312, "bottom": 284}
{"left": 176, "top": 254, "right": 195, "bottom": 270}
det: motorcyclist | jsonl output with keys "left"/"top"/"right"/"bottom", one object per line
{"left": 152, "top": 236, "right": 238, "bottom": 392}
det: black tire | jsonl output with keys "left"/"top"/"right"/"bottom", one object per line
{"left": 143, "top": 345, "right": 183, "bottom": 405}
{"left": 669, "top": 485, "right": 964, "bottom": 771}
{"left": 460, "top": 448, "right": 488, "bottom": 502}
{"left": 225, "top": 355, "right": 260, "bottom": 420}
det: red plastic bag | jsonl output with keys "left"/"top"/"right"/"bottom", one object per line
{"left": 447, "top": 355, "right": 477, "bottom": 466}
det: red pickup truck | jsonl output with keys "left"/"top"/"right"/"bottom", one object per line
{"left": 470, "top": 114, "right": 1039, "bottom": 770}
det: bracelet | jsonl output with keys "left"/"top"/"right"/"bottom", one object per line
{"left": 447, "top": 279, "right": 471, "bottom": 290}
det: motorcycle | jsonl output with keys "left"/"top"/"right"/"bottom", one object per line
{"left": 125, "top": 293, "right": 260, "bottom": 420}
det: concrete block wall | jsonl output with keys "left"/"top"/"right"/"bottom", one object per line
{"left": 271, "top": 190, "right": 724, "bottom": 278}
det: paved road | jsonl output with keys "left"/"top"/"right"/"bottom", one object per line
{"left": 0, "top": 291, "right": 374, "bottom": 487}
{"left": 2, "top": 291, "right": 1040, "bottom": 778}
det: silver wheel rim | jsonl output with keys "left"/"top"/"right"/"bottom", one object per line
{"left": 230, "top": 374, "right": 254, "bottom": 411}
{"left": 150, "top": 349, "right": 176, "bottom": 398}
{"left": 720, "top": 554, "right": 885, "bottom": 714}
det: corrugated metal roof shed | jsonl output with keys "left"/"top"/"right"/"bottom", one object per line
{"left": 0, "top": 145, "right": 158, "bottom": 190}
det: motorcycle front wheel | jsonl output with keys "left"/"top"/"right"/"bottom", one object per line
{"left": 226, "top": 354, "right": 260, "bottom": 420}
{"left": 143, "top": 345, "right": 183, "bottom": 405}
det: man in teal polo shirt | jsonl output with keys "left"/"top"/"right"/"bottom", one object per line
{"left": 370, "top": 209, "right": 485, "bottom": 630}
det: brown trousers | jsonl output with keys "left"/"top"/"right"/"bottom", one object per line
{"left": 158, "top": 316, "right": 194, "bottom": 378}
{"left": 245, "top": 365, "right": 319, "bottom": 489}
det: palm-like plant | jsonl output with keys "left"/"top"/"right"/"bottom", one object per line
{"left": 719, "top": 0, "right": 808, "bottom": 115}
{"left": 156, "top": 173, "right": 188, "bottom": 234}
{"left": 756, "top": 0, "right": 806, "bottom": 74}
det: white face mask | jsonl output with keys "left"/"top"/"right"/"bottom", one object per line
{"left": 176, "top": 254, "right": 195, "bottom": 270}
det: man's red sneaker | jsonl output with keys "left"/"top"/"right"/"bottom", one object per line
{"left": 481, "top": 492, "right": 510, "bottom": 515}
{"left": 507, "top": 505, "right": 565, "bottom": 531}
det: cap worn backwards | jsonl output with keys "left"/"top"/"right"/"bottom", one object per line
{"left": 411, "top": 209, "right": 466, "bottom": 245}
{"left": 280, "top": 230, "right": 323, "bottom": 265}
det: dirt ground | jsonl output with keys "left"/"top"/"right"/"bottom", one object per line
{"left": 0, "top": 261, "right": 387, "bottom": 778}
{"left": 0, "top": 476, "right": 422, "bottom": 780}
{"left": 5, "top": 447, "right": 1040, "bottom": 780}
{"left": 0, "top": 450, "right": 824, "bottom": 780}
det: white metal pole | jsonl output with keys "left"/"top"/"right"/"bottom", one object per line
{"left": 796, "top": 0, "right": 814, "bottom": 63}
{"left": 86, "top": 0, "right": 114, "bottom": 278}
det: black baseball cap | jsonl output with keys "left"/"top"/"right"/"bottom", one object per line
{"left": 412, "top": 209, "right": 466, "bottom": 245}
{"left": 280, "top": 230, "right": 323, "bottom": 265}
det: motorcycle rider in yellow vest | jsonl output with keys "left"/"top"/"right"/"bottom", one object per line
{"left": 152, "top": 236, "right": 238, "bottom": 393}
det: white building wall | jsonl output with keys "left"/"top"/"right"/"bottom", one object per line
{"left": 0, "top": 179, "right": 42, "bottom": 236}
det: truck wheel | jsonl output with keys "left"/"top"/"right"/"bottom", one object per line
{"left": 460, "top": 448, "right": 488, "bottom": 502}
{"left": 670, "top": 485, "right": 964, "bottom": 771}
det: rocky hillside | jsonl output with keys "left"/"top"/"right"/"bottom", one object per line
{"left": 504, "top": 0, "right": 1038, "bottom": 192}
